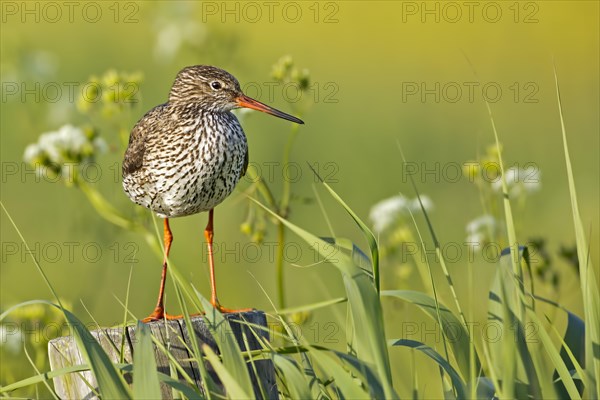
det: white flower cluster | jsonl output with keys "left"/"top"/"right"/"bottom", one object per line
{"left": 369, "top": 194, "right": 434, "bottom": 233}
{"left": 23, "top": 124, "right": 107, "bottom": 167}
{"left": 492, "top": 166, "right": 541, "bottom": 198}
{"left": 465, "top": 215, "right": 496, "bottom": 249}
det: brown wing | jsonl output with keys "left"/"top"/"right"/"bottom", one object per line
{"left": 243, "top": 146, "right": 249, "bottom": 176}
{"left": 122, "top": 123, "right": 145, "bottom": 177}
{"left": 122, "top": 104, "right": 166, "bottom": 177}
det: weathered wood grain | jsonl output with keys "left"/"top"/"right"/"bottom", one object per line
{"left": 48, "top": 310, "right": 276, "bottom": 399}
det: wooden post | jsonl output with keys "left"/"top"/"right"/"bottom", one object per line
{"left": 48, "top": 310, "right": 277, "bottom": 399}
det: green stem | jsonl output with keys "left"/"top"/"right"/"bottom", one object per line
{"left": 276, "top": 221, "right": 286, "bottom": 309}
{"left": 280, "top": 123, "right": 300, "bottom": 215}
{"left": 245, "top": 167, "right": 277, "bottom": 209}
{"left": 276, "top": 121, "right": 301, "bottom": 310}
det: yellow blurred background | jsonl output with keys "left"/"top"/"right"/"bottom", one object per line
{"left": 1, "top": 1, "right": 598, "bottom": 395}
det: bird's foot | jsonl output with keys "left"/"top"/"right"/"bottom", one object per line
{"left": 142, "top": 307, "right": 183, "bottom": 323}
{"left": 210, "top": 300, "right": 253, "bottom": 314}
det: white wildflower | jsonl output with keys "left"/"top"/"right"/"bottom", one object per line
{"left": 409, "top": 195, "right": 434, "bottom": 213}
{"left": 38, "top": 131, "right": 63, "bottom": 164}
{"left": 492, "top": 166, "right": 541, "bottom": 197}
{"left": 59, "top": 125, "right": 87, "bottom": 154}
{"left": 370, "top": 194, "right": 435, "bottom": 233}
{"left": 32, "top": 124, "right": 88, "bottom": 164}
{"left": 465, "top": 233, "right": 485, "bottom": 250}
{"left": 466, "top": 214, "right": 496, "bottom": 234}
{"left": 465, "top": 215, "right": 496, "bottom": 249}
{"left": 520, "top": 165, "right": 541, "bottom": 194}
{"left": 24, "top": 124, "right": 108, "bottom": 184}
{"left": 370, "top": 195, "right": 409, "bottom": 233}
{"left": 23, "top": 143, "right": 42, "bottom": 164}
{"left": 93, "top": 137, "right": 109, "bottom": 154}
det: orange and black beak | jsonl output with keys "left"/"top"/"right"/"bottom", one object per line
{"left": 236, "top": 94, "right": 304, "bottom": 125}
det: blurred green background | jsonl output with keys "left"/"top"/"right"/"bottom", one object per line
{"left": 1, "top": 1, "right": 598, "bottom": 395}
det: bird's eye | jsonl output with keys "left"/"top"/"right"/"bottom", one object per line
{"left": 210, "top": 81, "right": 222, "bottom": 90}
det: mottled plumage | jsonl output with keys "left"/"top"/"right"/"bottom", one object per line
{"left": 123, "top": 103, "right": 248, "bottom": 217}
{"left": 121, "top": 65, "right": 303, "bottom": 320}
{"left": 123, "top": 66, "right": 249, "bottom": 218}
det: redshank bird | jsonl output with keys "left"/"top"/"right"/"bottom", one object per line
{"left": 122, "top": 65, "right": 304, "bottom": 322}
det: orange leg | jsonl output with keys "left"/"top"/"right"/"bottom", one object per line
{"left": 143, "top": 218, "right": 181, "bottom": 322}
{"left": 205, "top": 209, "right": 252, "bottom": 313}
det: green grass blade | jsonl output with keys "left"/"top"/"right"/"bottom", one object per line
{"left": 411, "top": 350, "right": 419, "bottom": 400}
{"left": 2, "top": 300, "right": 132, "bottom": 399}
{"left": 531, "top": 294, "right": 588, "bottom": 395}
{"left": 132, "top": 321, "right": 162, "bottom": 399}
{"left": 309, "top": 165, "right": 380, "bottom": 293}
{"left": 61, "top": 307, "right": 132, "bottom": 399}
{"left": 197, "top": 295, "right": 255, "bottom": 398}
{"left": 441, "top": 371, "right": 457, "bottom": 400}
{"left": 0, "top": 364, "right": 92, "bottom": 393}
{"left": 273, "top": 296, "right": 347, "bottom": 315}
{"left": 156, "top": 371, "right": 205, "bottom": 400}
{"left": 22, "top": 344, "right": 59, "bottom": 399}
{"left": 251, "top": 197, "right": 396, "bottom": 398}
{"left": 480, "top": 336, "right": 502, "bottom": 397}
{"left": 397, "top": 149, "right": 468, "bottom": 329}
{"left": 489, "top": 249, "right": 533, "bottom": 398}
{"left": 332, "top": 349, "right": 387, "bottom": 399}
{"left": 381, "top": 290, "right": 481, "bottom": 380}
{"left": 309, "top": 349, "right": 371, "bottom": 399}
{"left": 390, "top": 339, "right": 467, "bottom": 399}
{"left": 525, "top": 310, "right": 582, "bottom": 399}
{"left": 554, "top": 64, "right": 600, "bottom": 399}
{"left": 489, "top": 248, "right": 556, "bottom": 398}
{"left": 121, "top": 266, "right": 135, "bottom": 364}
{"left": 273, "top": 355, "right": 312, "bottom": 399}
{"left": 173, "top": 286, "right": 219, "bottom": 398}
{"left": 547, "top": 313, "right": 589, "bottom": 394}
{"left": 203, "top": 344, "right": 251, "bottom": 399}
{"left": 462, "top": 56, "right": 524, "bottom": 293}
{"left": 6, "top": 362, "right": 203, "bottom": 397}
{"left": 313, "top": 183, "right": 336, "bottom": 237}
{"left": 320, "top": 237, "right": 373, "bottom": 273}
{"left": 0, "top": 202, "right": 64, "bottom": 309}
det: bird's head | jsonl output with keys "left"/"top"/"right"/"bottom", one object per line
{"left": 169, "top": 65, "right": 304, "bottom": 124}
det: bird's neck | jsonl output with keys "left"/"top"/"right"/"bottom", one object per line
{"left": 168, "top": 102, "right": 232, "bottom": 120}
{"left": 166, "top": 103, "right": 240, "bottom": 136}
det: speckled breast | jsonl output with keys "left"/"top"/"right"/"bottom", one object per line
{"left": 123, "top": 111, "right": 248, "bottom": 218}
